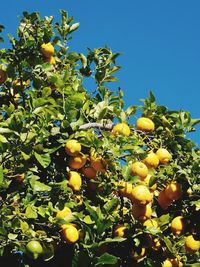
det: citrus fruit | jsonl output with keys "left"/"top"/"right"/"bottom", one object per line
{"left": 132, "top": 203, "right": 152, "bottom": 222}
{"left": 81, "top": 166, "right": 97, "bottom": 179}
{"left": 130, "top": 185, "right": 152, "bottom": 206}
{"left": 56, "top": 206, "right": 72, "bottom": 220}
{"left": 90, "top": 149, "right": 106, "bottom": 172}
{"left": 131, "top": 161, "right": 148, "bottom": 179}
{"left": 41, "top": 42, "right": 54, "bottom": 58}
{"left": 26, "top": 240, "right": 43, "bottom": 259}
{"left": 156, "top": 148, "right": 172, "bottom": 164}
{"left": 0, "top": 69, "right": 7, "bottom": 84}
{"left": 136, "top": 117, "right": 155, "bottom": 132}
{"left": 14, "top": 93, "right": 20, "bottom": 103}
{"left": 13, "top": 79, "right": 30, "bottom": 90}
{"left": 171, "top": 216, "right": 185, "bottom": 235}
{"left": 68, "top": 154, "right": 87, "bottom": 169}
{"left": 46, "top": 56, "right": 56, "bottom": 65}
{"left": 62, "top": 224, "right": 79, "bottom": 244}
{"left": 164, "top": 182, "right": 182, "bottom": 200}
{"left": 185, "top": 235, "right": 200, "bottom": 253}
{"left": 15, "top": 173, "right": 25, "bottom": 183}
{"left": 114, "top": 224, "right": 127, "bottom": 237}
{"left": 143, "top": 151, "right": 159, "bottom": 169}
{"left": 112, "top": 123, "right": 131, "bottom": 137}
{"left": 162, "top": 259, "right": 173, "bottom": 267}
{"left": 65, "top": 139, "right": 81, "bottom": 156}
{"left": 130, "top": 246, "right": 146, "bottom": 261}
{"left": 157, "top": 190, "right": 172, "bottom": 210}
{"left": 117, "top": 180, "right": 133, "bottom": 198}
{"left": 68, "top": 171, "right": 82, "bottom": 191}
{"left": 141, "top": 174, "right": 157, "bottom": 192}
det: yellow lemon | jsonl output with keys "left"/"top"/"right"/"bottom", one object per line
{"left": 132, "top": 203, "right": 152, "bottom": 222}
{"left": 136, "top": 117, "right": 155, "bottom": 132}
{"left": 143, "top": 151, "right": 159, "bottom": 169}
{"left": 171, "top": 216, "right": 185, "bottom": 235}
{"left": 185, "top": 235, "right": 200, "bottom": 253}
{"left": 130, "top": 185, "right": 152, "bottom": 206}
{"left": 65, "top": 139, "right": 81, "bottom": 156}
{"left": 114, "top": 224, "right": 127, "bottom": 237}
{"left": 41, "top": 42, "right": 54, "bottom": 58}
{"left": 62, "top": 224, "right": 79, "bottom": 244}
{"left": 164, "top": 182, "right": 182, "bottom": 200}
{"left": 68, "top": 171, "right": 82, "bottom": 191}
{"left": 112, "top": 123, "right": 131, "bottom": 137}
{"left": 131, "top": 161, "right": 148, "bottom": 179}
{"left": 156, "top": 148, "right": 172, "bottom": 165}
{"left": 68, "top": 154, "right": 87, "bottom": 169}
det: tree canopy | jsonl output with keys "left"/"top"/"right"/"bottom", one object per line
{"left": 0, "top": 10, "right": 200, "bottom": 267}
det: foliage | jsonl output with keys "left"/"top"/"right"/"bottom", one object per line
{"left": 0, "top": 10, "right": 200, "bottom": 267}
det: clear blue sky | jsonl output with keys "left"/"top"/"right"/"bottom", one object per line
{"left": 1, "top": 1, "right": 200, "bottom": 145}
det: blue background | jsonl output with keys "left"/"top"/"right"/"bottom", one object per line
{"left": 1, "top": 1, "right": 200, "bottom": 145}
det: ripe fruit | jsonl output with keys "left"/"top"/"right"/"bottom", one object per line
{"left": 46, "top": 56, "right": 56, "bottom": 65}
{"left": 112, "top": 123, "right": 131, "bottom": 137}
{"left": 90, "top": 149, "right": 106, "bottom": 172}
{"left": 68, "top": 154, "right": 87, "bottom": 169}
{"left": 156, "top": 148, "right": 172, "bottom": 164}
{"left": 114, "top": 224, "right": 127, "bottom": 237}
{"left": 26, "top": 240, "right": 43, "bottom": 259}
{"left": 141, "top": 174, "right": 157, "bottom": 192}
{"left": 130, "top": 246, "right": 146, "bottom": 261}
{"left": 41, "top": 42, "right": 54, "bottom": 58}
{"left": 131, "top": 161, "right": 148, "bottom": 179}
{"left": 15, "top": 173, "right": 25, "bottom": 183}
{"left": 62, "top": 224, "right": 79, "bottom": 244}
{"left": 56, "top": 206, "right": 72, "bottom": 221}
{"left": 185, "top": 235, "right": 200, "bottom": 253}
{"left": 12, "top": 79, "right": 30, "bottom": 90}
{"left": 130, "top": 185, "right": 152, "bottom": 206}
{"left": 132, "top": 203, "right": 152, "bottom": 222}
{"left": 0, "top": 69, "right": 7, "bottom": 84}
{"left": 65, "top": 139, "right": 81, "bottom": 156}
{"left": 68, "top": 171, "right": 82, "bottom": 191}
{"left": 171, "top": 216, "right": 185, "bottom": 235}
{"left": 81, "top": 166, "right": 97, "bottom": 179}
{"left": 143, "top": 152, "right": 159, "bottom": 169}
{"left": 164, "top": 182, "right": 182, "bottom": 200}
{"left": 14, "top": 93, "right": 20, "bottom": 103}
{"left": 118, "top": 181, "right": 133, "bottom": 198}
{"left": 136, "top": 117, "right": 155, "bottom": 132}
{"left": 143, "top": 218, "right": 158, "bottom": 228}
{"left": 162, "top": 259, "right": 173, "bottom": 267}
{"left": 158, "top": 190, "right": 172, "bottom": 210}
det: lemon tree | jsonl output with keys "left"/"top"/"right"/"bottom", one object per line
{"left": 0, "top": 10, "right": 200, "bottom": 267}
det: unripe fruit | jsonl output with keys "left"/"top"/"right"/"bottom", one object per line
{"left": 131, "top": 161, "right": 148, "bottom": 179}
{"left": 136, "top": 117, "right": 155, "bottom": 132}
{"left": 65, "top": 139, "right": 81, "bottom": 156}
{"left": 112, "top": 123, "right": 131, "bottom": 137}
{"left": 56, "top": 206, "right": 72, "bottom": 220}
{"left": 26, "top": 240, "right": 43, "bottom": 260}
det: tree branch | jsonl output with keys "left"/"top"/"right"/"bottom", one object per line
{"left": 79, "top": 122, "right": 114, "bottom": 130}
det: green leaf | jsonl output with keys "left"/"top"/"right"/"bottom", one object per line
{"left": 30, "top": 179, "right": 51, "bottom": 192}
{"left": 25, "top": 205, "right": 38, "bottom": 219}
{"left": 8, "top": 233, "right": 18, "bottom": 240}
{"left": 34, "top": 152, "right": 51, "bottom": 168}
{"left": 95, "top": 253, "right": 118, "bottom": 266}
{"left": 0, "top": 134, "right": 8, "bottom": 143}
{"left": 103, "top": 198, "right": 119, "bottom": 213}
{"left": 83, "top": 215, "right": 95, "bottom": 225}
